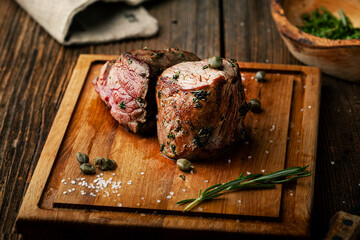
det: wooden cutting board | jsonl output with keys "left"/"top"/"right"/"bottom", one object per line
{"left": 16, "top": 54, "right": 321, "bottom": 238}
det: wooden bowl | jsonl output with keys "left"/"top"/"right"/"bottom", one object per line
{"left": 271, "top": 0, "right": 360, "bottom": 82}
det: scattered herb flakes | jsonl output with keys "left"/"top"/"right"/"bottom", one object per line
{"left": 168, "top": 133, "right": 175, "bottom": 139}
{"left": 179, "top": 53, "right": 185, "bottom": 58}
{"left": 158, "top": 90, "right": 162, "bottom": 99}
{"left": 127, "top": 58, "right": 133, "bottom": 64}
{"left": 160, "top": 144, "right": 165, "bottom": 151}
{"left": 119, "top": 101, "right": 126, "bottom": 109}
{"left": 202, "top": 65, "right": 209, "bottom": 70}
{"left": 179, "top": 175, "right": 186, "bottom": 180}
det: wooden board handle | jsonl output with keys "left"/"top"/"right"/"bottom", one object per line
{"left": 324, "top": 211, "right": 360, "bottom": 240}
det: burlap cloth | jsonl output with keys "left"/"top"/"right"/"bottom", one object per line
{"left": 15, "top": 0, "right": 158, "bottom": 45}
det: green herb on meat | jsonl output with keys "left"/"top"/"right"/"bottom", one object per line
{"left": 227, "top": 60, "right": 235, "bottom": 67}
{"left": 172, "top": 71, "right": 180, "bottom": 80}
{"left": 158, "top": 90, "right": 162, "bottom": 99}
{"left": 179, "top": 175, "right": 186, "bottom": 180}
{"left": 177, "top": 165, "right": 312, "bottom": 212}
{"left": 193, "top": 126, "right": 215, "bottom": 147}
{"left": 160, "top": 144, "right": 165, "bottom": 151}
{"left": 127, "top": 58, "right": 132, "bottom": 64}
{"left": 202, "top": 65, "right": 209, "bottom": 70}
{"left": 119, "top": 101, "right": 126, "bottom": 109}
{"left": 171, "top": 144, "right": 177, "bottom": 156}
{"left": 168, "top": 133, "right": 175, "bottom": 139}
{"left": 299, "top": 7, "right": 360, "bottom": 40}
{"left": 156, "top": 52, "right": 164, "bottom": 57}
{"left": 191, "top": 90, "right": 210, "bottom": 100}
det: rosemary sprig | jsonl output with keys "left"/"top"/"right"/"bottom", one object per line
{"left": 176, "top": 165, "right": 312, "bottom": 212}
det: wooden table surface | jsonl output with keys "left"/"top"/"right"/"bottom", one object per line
{"left": 0, "top": 0, "right": 359, "bottom": 239}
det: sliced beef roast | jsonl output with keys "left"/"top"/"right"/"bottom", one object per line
{"left": 93, "top": 48, "right": 200, "bottom": 133}
{"left": 156, "top": 58, "right": 247, "bottom": 160}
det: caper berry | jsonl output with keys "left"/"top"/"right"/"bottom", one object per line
{"left": 76, "top": 152, "right": 89, "bottom": 164}
{"left": 248, "top": 98, "right": 261, "bottom": 113}
{"left": 255, "top": 71, "right": 266, "bottom": 81}
{"left": 176, "top": 158, "right": 193, "bottom": 172}
{"left": 95, "top": 157, "right": 117, "bottom": 171}
{"left": 80, "top": 163, "right": 96, "bottom": 175}
{"left": 208, "top": 56, "right": 222, "bottom": 69}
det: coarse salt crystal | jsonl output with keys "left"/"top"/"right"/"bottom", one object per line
{"left": 157, "top": 200, "right": 161, "bottom": 203}
{"left": 247, "top": 172, "right": 251, "bottom": 175}
{"left": 270, "top": 125, "right": 276, "bottom": 132}
{"left": 118, "top": 203, "right": 122, "bottom": 207}
{"left": 261, "top": 170, "right": 266, "bottom": 173}
{"left": 140, "top": 172, "right": 145, "bottom": 175}
{"left": 137, "top": 203, "right": 140, "bottom": 206}
{"left": 140, "top": 213, "right": 145, "bottom": 217}
{"left": 112, "top": 173, "right": 115, "bottom": 176}
{"left": 265, "top": 150, "right": 269, "bottom": 154}
{"left": 269, "top": 140, "right": 274, "bottom": 143}
{"left": 342, "top": 201, "right": 346, "bottom": 204}
{"left": 63, "top": 191, "right": 67, "bottom": 195}
{"left": 100, "top": 173, "right": 103, "bottom": 176}
{"left": 182, "top": 189, "right": 186, "bottom": 192}
{"left": 308, "top": 105, "right": 312, "bottom": 109}
{"left": 248, "top": 156, "right": 252, "bottom": 159}
{"left": 167, "top": 195, "right": 172, "bottom": 199}
{"left": 265, "top": 59, "right": 269, "bottom": 63}
{"left": 204, "top": 180, "right": 209, "bottom": 183}
{"left": 190, "top": 170, "right": 194, "bottom": 174}
{"left": 290, "top": 193, "right": 294, "bottom": 196}
{"left": 61, "top": 179, "right": 65, "bottom": 183}
{"left": 63, "top": 182, "right": 67, "bottom": 185}
{"left": 68, "top": 189, "right": 72, "bottom": 193}
{"left": 117, "top": 193, "right": 120, "bottom": 196}
{"left": 170, "top": 192, "right": 174, "bottom": 195}
{"left": 141, "top": 197, "right": 145, "bottom": 200}
{"left": 228, "top": 159, "right": 231, "bottom": 163}
{"left": 198, "top": 207, "right": 203, "bottom": 211}
{"left": 72, "top": 188, "right": 75, "bottom": 191}
{"left": 331, "top": 161, "right": 335, "bottom": 165}
{"left": 78, "top": 182, "right": 81, "bottom": 186}
{"left": 236, "top": 219, "right": 240, "bottom": 223}
{"left": 71, "top": 180, "right": 76, "bottom": 185}
{"left": 127, "top": 180, "right": 132, "bottom": 185}
{"left": 238, "top": 200, "right": 242, "bottom": 203}
{"left": 301, "top": 108, "right": 304, "bottom": 112}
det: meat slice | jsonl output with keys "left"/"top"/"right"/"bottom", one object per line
{"left": 93, "top": 48, "right": 200, "bottom": 133}
{"left": 156, "top": 58, "right": 247, "bottom": 160}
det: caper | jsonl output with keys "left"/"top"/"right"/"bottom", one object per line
{"left": 255, "top": 71, "right": 266, "bottom": 81}
{"left": 208, "top": 56, "right": 222, "bottom": 69}
{"left": 80, "top": 163, "right": 96, "bottom": 175}
{"left": 76, "top": 152, "right": 89, "bottom": 164}
{"left": 248, "top": 98, "right": 261, "bottom": 113}
{"left": 95, "top": 157, "right": 117, "bottom": 171}
{"left": 176, "top": 158, "right": 193, "bottom": 172}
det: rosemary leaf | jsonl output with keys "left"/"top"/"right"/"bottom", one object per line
{"left": 176, "top": 165, "right": 312, "bottom": 212}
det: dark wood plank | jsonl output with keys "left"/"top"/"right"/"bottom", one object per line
{"left": 222, "top": 0, "right": 360, "bottom": 239}
{"left": 0, "top": 0, "right": 221, "bottom": 237}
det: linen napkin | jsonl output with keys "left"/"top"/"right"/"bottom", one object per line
{"left": 15, "top": 0, "right": 159, "bottom": 45}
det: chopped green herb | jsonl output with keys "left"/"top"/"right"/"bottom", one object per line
{"left": 190, "top": 90, "right": 210, "bottom": 100}
{"left": 119, "top": 101, "right": 126, "bottom": 109}
{"left": 299, "top": 7, "right": 360, "bottom": 40}
{"left": 137, "top": 97, "right": 143, "bottom": 103}
{"left": 179, "top": 53, "right": 185, "bottom": 58}
{"left": 171, "top": 144, "right": 177, "bottom": 156}
{"left": 158, "top": 90, "right": 162, "bottom": 99}
{"left": 172, "top": 71, "right": 180, "bottom": 80}
{"left": 168, "top": 133, "right": 175, "bottom": 139}
{"left": 127, "top": 58, "right": 132, "bottom": 64}
{"left": 179, "top": 175, "right": 186, "bottom": 180}
{"left": 230, "top": 58, "right": 237, "bottom": 63}
{"left": 202, "top": 65, "right": 209, "bottom": 70}
{"left": 227, "top": 60, "right": 235, "bottom": 67}
{"left": 156, "top": 52, "right": 164, "bottom": 57}
{"left": 160, "top": 144, "right": 165, "bottom": 151}
{"left": 139, "top": 73, "right": 146, "bottom": 77}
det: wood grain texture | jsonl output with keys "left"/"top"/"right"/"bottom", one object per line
{"left": 16, "top": 55, "right": 321, "bottom": 238}
{"left": 222, "top": 1, "right": 360, "bottom": 239}
{"left": 0, "top": 0, "right": 359, "bottom": 239}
